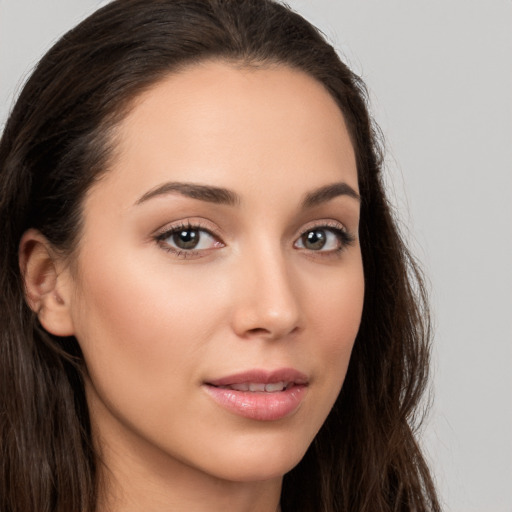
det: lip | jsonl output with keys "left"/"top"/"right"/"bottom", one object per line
{"left": 203, "top": 368, "right": 308, "bottom": 421}
{"left": 206, "top": 368, "right": 309, "bottom": 387}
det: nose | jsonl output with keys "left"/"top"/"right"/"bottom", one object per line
{"left": 230, "top": 246, "right": 301, "bottom": 341}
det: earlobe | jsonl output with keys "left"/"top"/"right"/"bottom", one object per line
{"left": 19, "top": 229, "right": 75, "bottom": 337}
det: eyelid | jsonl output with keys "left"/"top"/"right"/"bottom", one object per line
{"left": 152, "top": 217, "right": 222, "bottom": 239}
{"left": 295, "top": 219, "right": 350, "bottom": 238}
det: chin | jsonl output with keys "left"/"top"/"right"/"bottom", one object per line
{"left": 196, "top": 432, "right": 312, "bottom": 483}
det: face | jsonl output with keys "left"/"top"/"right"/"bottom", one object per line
{"left": 66, "top": 61, "right": 364, "bottom": 485}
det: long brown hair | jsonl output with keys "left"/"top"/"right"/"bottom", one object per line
{"left": 0, "top": 1, "right": 440, "bottom": 511}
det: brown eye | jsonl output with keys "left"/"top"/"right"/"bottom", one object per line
{"left": 301, "top": 229, "right": 327, "bottom": 250}
{"left": 172, "top": 229, "right": 200, "bottom": 249}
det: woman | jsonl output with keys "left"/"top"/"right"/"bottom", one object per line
{"left": 0, "top": 1, "right": 440, "bottom": 511}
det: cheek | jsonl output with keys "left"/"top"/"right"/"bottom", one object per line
{"left": 75, "top": 243, "right": 217, "bottom": 337}
{"left": 309, "top": 256, "right": 364, "bottom": 349}
{"left": 70, "top": 249, "right": 225, "bottom": 407}
{"left": 69, "top": 252, "right": 235, "bottom": 466}
{"left": 306, "top": 255, "right": 364, "bottom": 398}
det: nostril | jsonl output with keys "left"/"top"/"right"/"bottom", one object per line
{"left": 247, "top": 327, "right": 270, "bottom": 336}
{"left": 244, "top": 325, "right": 300, "bottom": 339}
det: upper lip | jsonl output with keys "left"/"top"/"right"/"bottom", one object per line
{"left": 205, "top": 368, "right": 309, "bottom": 387}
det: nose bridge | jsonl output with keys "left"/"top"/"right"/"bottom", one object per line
{"left": 232, "top": 236, "right": 301, "bottom": 339}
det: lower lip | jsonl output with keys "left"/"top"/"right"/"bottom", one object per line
{"left": 203, "top": 384, "right": 307, "bottom": 421}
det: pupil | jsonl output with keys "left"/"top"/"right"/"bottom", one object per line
{"left": 173, "top": 229, "right": 199, "bottom": 249}
{"left": 304, "top": 230, "right": 326, "bottom": 250}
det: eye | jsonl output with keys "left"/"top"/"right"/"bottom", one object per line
{"left": 155, "top": 223, "right": 223, "bottom": 256}
{"left": 294, "top": 225, "right": 354, "bottom": 253}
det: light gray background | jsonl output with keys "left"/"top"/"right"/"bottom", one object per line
{"left": 1, "top": 1, "right": 510, "bottom": 511}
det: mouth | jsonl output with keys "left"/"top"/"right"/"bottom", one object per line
{"left": 214, "top": 381, "right": 296, "bottom": 392}
{"left": 205, "top": 368, "right": 308, "bottom": 388}
{"left": 203, "top": 368, "right": 308, "bottom": 421}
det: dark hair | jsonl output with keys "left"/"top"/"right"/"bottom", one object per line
{"left": 0, "top": 1, "right": 440, "bottom": 511}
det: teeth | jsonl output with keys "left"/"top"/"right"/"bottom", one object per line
{"left": 248, "top": 383, "right": 266, "bottom": 392}
{"left": 231, "top": 383, "right": 250, "bottom": 391}
{"left": 220, "top": 381, "right": 290, "bottom": 392}
{"left": 265, "top": 382, "right": 286, "bottom": 392}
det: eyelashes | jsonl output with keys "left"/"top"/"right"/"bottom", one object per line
{"left": 154, "top": 220, "right": 355, "bottom": 259}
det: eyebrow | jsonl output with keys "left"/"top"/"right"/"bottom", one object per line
{"left": 301, "top": 182, "right": 360, "bottom": 208}
{"left": 135, "top": 182, "right": 239, "bottom": 206}
{"left": 134, "top": 180, "right": 360, "bottom": 208}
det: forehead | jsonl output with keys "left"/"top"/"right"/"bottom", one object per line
{"left": 91, "top": 60, "right": 358, "bottom": 208}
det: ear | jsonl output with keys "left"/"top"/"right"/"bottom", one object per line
{"left": 19, "top": 229, "right": 75, "bottom": 336}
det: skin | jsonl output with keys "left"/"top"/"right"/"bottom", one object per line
{"left": 23, "top": 61, "right": 364, "bottom": 511}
